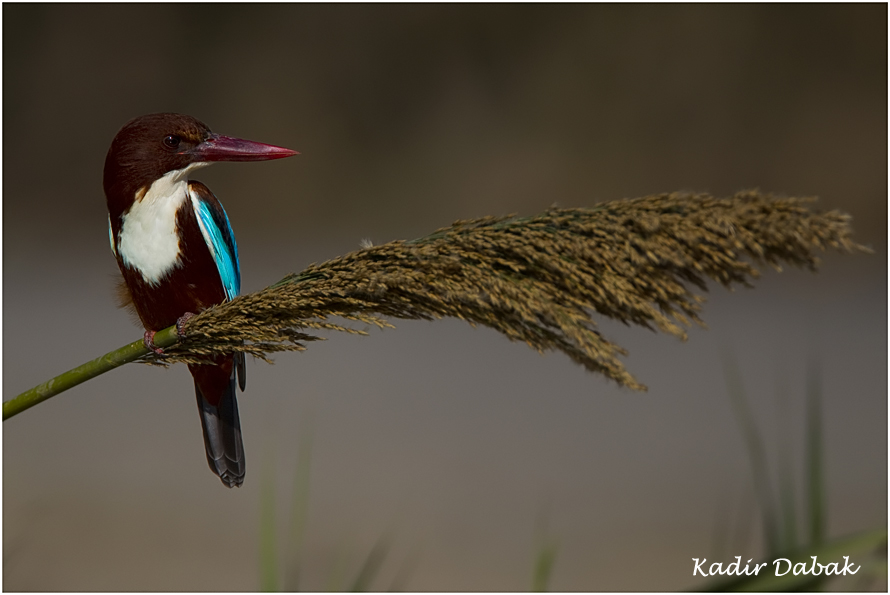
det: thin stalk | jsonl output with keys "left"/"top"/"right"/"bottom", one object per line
{"left": 3, "top": 325, "right": 179, "bottom": 420}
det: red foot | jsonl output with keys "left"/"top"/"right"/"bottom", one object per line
{"left": 176, "top": 312, "right": 196, "bottom": 338}
{"left": 143, "top": 330, "right": 165, "bottom": 355}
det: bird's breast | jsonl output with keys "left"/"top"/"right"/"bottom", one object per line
{"left": 116, "top": 170, "right": 193, "bottom": 286}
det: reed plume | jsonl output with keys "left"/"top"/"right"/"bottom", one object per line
{"left": 148, "top": 190, "right": 867, "bottom": 391}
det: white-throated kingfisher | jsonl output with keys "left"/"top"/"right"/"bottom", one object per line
{"left": 104, "top": 113, "right": 297, "bottom": 488}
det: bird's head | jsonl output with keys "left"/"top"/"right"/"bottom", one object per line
{"left": 104, "top": 113, "right": 297, "bottom": 216}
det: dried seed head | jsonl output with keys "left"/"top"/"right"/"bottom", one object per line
{"left": 147, "top": 190, "right": 869, "bottom": 390}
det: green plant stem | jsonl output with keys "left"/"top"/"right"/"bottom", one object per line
{"left": 2, "top": 325, "right": 179, "bottom": 421}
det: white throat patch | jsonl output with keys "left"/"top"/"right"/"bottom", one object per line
{"left": 117, "top": 162, "right": 209, "bottom": 286}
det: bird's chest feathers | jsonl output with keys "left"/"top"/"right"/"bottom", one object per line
{"left": 117, "top": 166, "right": 202, "bottom": 286}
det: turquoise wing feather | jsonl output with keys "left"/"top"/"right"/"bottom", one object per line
{"left": 189, "top": 185, "right": 241, "bottom": 302}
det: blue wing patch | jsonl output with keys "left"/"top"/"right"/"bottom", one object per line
{"left": 189, "top": 186, "right": 241, "bottom": 302}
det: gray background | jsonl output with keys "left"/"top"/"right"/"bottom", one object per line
{"left": 4, "top": 4, "right": 886, "bottom": 591}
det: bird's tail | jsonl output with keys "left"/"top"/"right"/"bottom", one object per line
{"left": 190, "top": 354, "right": 246, "bottom": 488}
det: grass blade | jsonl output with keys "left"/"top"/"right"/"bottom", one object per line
{"left": 259, "top": 459, "right": 279, "bottom": 592}
{"left": 284, "top": 419, "right": 314, "bottom": 591}
{"left": 349, "top": 537, "right": 390, "bottom": 592}
{"left": 805, "top": 360, "right": 826, "bottom": 547}
{"left": 722, "top": 352, "right": 780, "bottom": 557}
{"left": 774, "top": 380, "right": 798, "bottom": 554}
{"left": 532, "top": 541, "right": 559, "bottom": 592}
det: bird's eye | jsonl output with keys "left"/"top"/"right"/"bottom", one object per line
{"left": 163, "top": 135, "right": 181, "bottom": 149}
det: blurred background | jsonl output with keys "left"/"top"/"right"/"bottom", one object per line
{"left": 3, "top": 4, "right": 886, "bottom": 591}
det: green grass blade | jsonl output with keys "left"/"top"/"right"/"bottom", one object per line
{"left": 532, "top": 541, "right": 559, "bottom": 591}
{"left": 350, "top": 537, "right": 390, "bottom": 592}
{"left": 805, "top": 360, "right": 826, "bottom": 547}
{"left": 284, "top": 419, "right": 314, "bottom": 591}
{"left": 722, "top": 352, "right": 780, "bottom": 556}
{"left": 774, "top": 380, "right": 798, "bottom": 554}
{"left": 259, "top": 459, "right": 279, "bottom": 592}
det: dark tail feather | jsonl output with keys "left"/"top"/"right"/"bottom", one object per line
{"left": 194, "top": 366, "right": 246, "bottom": 488}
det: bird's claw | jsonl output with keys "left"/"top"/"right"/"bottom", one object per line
{"left": 145, "top": 313, "right": 194, "bottom": 354}
{"left": 176, "top": 312, "right": 196, "bottom": 339}
{"left": 143, "top": 330, "right": 165, "bottom": 355}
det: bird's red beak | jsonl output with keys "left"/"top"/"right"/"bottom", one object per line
{"left": 193, "top": 134, "right": 299, "bottom": 162}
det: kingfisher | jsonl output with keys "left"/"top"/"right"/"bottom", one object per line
{"left": 104, "top": 113, "right": 297, "bottom": 488}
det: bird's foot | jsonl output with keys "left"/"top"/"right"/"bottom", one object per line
{"left": 143, "top": 330, "right": 165, "bottom": 355}
{"left": 176, "top": 312, "right": 196, "bottom": 339}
